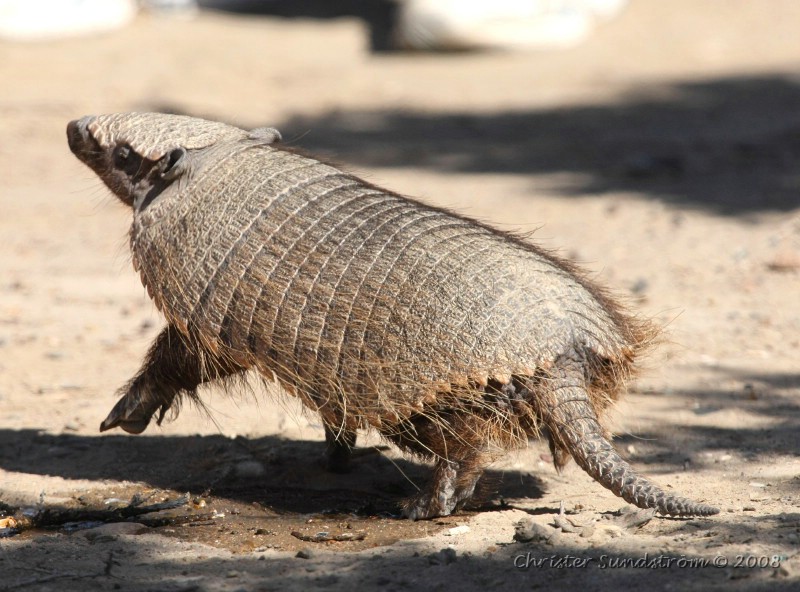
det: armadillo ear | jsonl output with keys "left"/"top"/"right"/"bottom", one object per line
{"left": 160, "top": 147, "right": 188, "bottom": 181}
{"left": 247, "top": 127, "right": 282, "bottom": 144}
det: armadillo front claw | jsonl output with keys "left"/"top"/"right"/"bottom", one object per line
{"left": 99, "top": 391, "right": 160, "bottom": 434}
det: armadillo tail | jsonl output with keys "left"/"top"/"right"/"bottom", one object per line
{"left": 538, "top": 355, "right": 719, "bottom": 517}
{"left": 563, "top": 423, "right": 719, "bottom": 516}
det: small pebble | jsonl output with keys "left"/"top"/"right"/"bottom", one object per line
{"left": 553, "top": 514, "right": 578, "bottom": 533}
{"left": 765, "top": 251, "right": 800, "bottom": 272}
{"left": 596, "top": 524, "right": 624, "bottom": 539}
{"left": 613, "top": 508, "right": 655, "bottom": 529}
{"left": 296, "top": 549, "right": 313, "bottom": 559}
{"left": 513, "top": 518, "right": 552, "bottom": 543}
{"left": 630, "top": 278, "right": 649, "bottom": 295}
{"left": 235, "top": 460, "right": 266, "bottom": 479}
{"left": 427, "top": 548, "right": 457, "bottom": 565}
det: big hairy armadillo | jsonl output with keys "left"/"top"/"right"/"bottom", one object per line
{"left": 67, "top": 112, "right": 717, "bottom": 519}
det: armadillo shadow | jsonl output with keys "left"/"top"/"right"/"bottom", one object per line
{"left": 0, "top": 429, "right": 545, "bottom": 514}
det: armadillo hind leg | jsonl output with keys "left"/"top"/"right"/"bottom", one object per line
{"left": 387, "top": 413, "right": 494, "bottom": 520}
{"left": 323, "top": 425, "right": 357, "bottom": 473}
{"left": 402, "top": 457, "right": 488, "bottom": 520}
{"left": 100, "top": 324, "right": 245, "bottom": 434}
{"left": 535, "top": 350, "right": 719, "bottom": 517}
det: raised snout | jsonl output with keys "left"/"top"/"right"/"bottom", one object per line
{"left": 66, "top": 115, "right": 97, "bottom": 157}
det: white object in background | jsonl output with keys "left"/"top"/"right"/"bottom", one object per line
{"left": 395, "top": 0, "right": 627, "bottom": 51}
{"left": 140, "top": 0, "right": 198, "bottom": 19}
{"left": 579, "top": 0, "right": 628, "bottom": 20}
{"left": 0, "top": 0, "right": 137, "bottom": 41}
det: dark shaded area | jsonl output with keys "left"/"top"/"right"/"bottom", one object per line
{"left": 616, "top": 372, "right": 800, "bottom": 477}
{"left": 0, "top": 428, "right": 546, "bottom": 555}
{"left": 260, "top": 75, "right": 800, "bottom": 215}
{"left": 198, "top": 0, "right": 399, "bottom": 51}
{"left": 0, "top": 430, "right": 544, "bottom": 515}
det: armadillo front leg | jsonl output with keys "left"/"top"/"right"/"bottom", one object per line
{"left": 100, "top": 324, "right": 244, "bottom": 434}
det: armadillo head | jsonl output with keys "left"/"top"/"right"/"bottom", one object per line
{"left": 67, "top": 112, "right": 249, "bottom": 209}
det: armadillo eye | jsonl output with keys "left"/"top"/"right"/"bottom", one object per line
{"left": 112, "top": 144, "right": 143, "bottom": 176}
{"left": 113, "top": 144, "right": 131, "bottom": 167}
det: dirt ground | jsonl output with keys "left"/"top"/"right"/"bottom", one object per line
{"left": 1, "top": 1, "right": 800, "bottom": 590}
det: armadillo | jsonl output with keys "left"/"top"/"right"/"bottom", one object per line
{"left": 66, "top": 112, "right": 718, "bottom": 519}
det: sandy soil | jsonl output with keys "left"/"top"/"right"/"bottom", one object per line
{"left": 1, "top": 1, "right": 799, "bottom": 590}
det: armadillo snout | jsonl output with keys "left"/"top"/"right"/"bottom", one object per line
{"left": 66, "top": 116, "right": 97, "bottom": 157}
